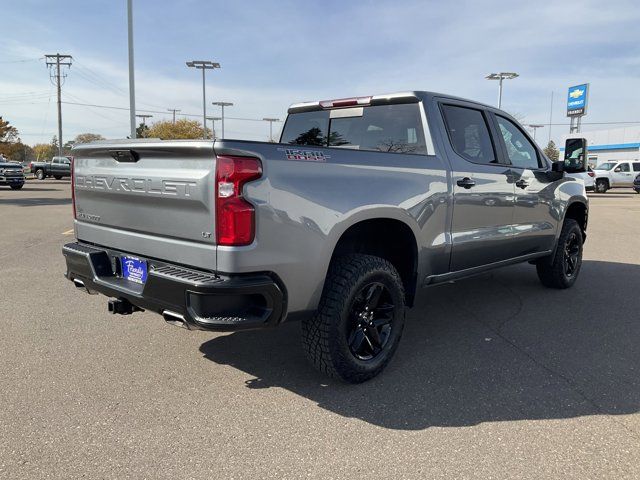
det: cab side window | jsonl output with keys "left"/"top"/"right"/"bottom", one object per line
{"left": 633, "top": 162, "right": 640, "bottom": 172}
{"left": 496, "top": 116, "right": 540, "bottom": 170}
{"left": 441, "top": 105, "right": 497, "bottom": 164}
{"left": 616, "top": 163, "right": 630, "bottom": 172}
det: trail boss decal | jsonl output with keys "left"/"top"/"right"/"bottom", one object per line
{"left": 279, "top": 148, "right": 329, "bottom": 162}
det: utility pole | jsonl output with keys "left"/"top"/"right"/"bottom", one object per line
{"left": 527, "top": 124, "right": 545, "bottom": 141}
{"left": 263, "top": 118, "right": 280, "bottom": 142}
{"left": 485, "top": 72, "right": 519, "bottom": 109}
{"left": 136, "top": 114, "right": 152, "bottom": 126}
{"left": 206, "top": 116, "right": 221, "bottom": 139}
{"left": 186, "top": 60, "right": 220, "bottom": 138}
{"left": 167, "top": 108, "right": 181, "bottom": 124}
{"left": 45, "top": 53, "right": 72, "bottom": 156}
{"left": 127, "top": 0, "right": 136, "bottom": 138}
{"left": 212, "top": 101, "right": 233, "bottom": 139}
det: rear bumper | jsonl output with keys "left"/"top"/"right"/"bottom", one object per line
{"left": 62, "top": 242, "right": 286, "bottom": 331}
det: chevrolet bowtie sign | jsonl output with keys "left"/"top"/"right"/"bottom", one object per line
{"left": 567, "top": 83, "right": 589, "bottom": 117}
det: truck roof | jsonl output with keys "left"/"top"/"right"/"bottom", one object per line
{"left": 288, "top": 91, "right": 494, "bottom": 113}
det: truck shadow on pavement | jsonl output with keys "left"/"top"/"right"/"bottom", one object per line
{"left": 0, "top": 197, "right": 71, "bottom": 207}
{"left": 199, "top": 260, "right": 640, "bottom": 430}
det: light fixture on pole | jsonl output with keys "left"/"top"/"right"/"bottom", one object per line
{"left": 485, "top": 72, "right": 519, "bottom": 109}
{"left": 263, "top": 118, "right": 280, "bottom": 142}
{"left": 212, "top": 101, "right": 233, "bottom": 139}
{"left": 527, "top": 124, "right": 545, "bottom": 141}
{"left": 206, "top": 116, "right": 221, "bottom": 139}
{"left": 186, "top": 60, "right": 220, "bottom": 138}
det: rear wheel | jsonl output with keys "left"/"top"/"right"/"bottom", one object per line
{"left": 595, "top": 179, "right": 608, "bottom": 193}
{"left": 302, "top": 254, "right": 406, "bottom": 383}
{"left": 35, "top": 169, "right": 45, "bottom": 180}
{"left": 536, "top": 219, "right": 583, "bottom": 289}
{"left": 10, "top": 184, "right": 23, "bottom": 190}
{"left": 54, "top": 175, "right": 62, "bottom": 180}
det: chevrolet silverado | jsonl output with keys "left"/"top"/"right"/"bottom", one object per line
{"left": 63, "top": 91, "right": 589, "bottom": 382}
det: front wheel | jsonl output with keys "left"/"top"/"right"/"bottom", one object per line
{"left": 302, "top": 254, "right": 406, "bottom": 383}
{"left": 10, "top": 184, "right": 23, "bottom": 190}
{"left": 536, "top": 219, "right": 583, "bottom": 289}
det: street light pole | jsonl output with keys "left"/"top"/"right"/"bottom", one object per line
{"left": 485, "top": 72, "right": 519, "bottom": 109}
{"left": 127, "top": 0, "right": 136, "bottom": 138}
{"left": 263, "top": 118, "right": 280, "bottom": 142}
{"left": 186, "top": 60, "right": 220, "bottom": 138}
{"left": 212, "top": 101, "right": 233, "bottom": 139}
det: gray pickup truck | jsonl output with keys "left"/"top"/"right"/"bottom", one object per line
{"left": 30, "top": 156, "right": 72, "bottom": 180}
{"left": 63, "top": 91, "right": 589, "bottom": 382}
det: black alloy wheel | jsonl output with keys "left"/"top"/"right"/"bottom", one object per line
{"left": 347, "top": 282, "right": 395, "bottom": 361}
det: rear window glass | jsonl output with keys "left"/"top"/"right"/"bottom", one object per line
{"left": 281, "top": 104, "right": 427, "bottom": 155}
{"left": 633, "top": 162, "right": 640, "bottom": 172}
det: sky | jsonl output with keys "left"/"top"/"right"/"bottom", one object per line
{"left": 1, "top": 0, "right": 639, "bottom": 147}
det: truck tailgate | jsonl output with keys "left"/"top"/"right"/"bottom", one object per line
{"left": 72, "top": 140, "right": 217, "bottom": 269}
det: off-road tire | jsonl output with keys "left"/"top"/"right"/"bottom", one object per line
{"left": 302, "top": 254, "right": 405, "bottom": 383}
{"left": 536, "top": 219, "right": 583, "bottom": 289}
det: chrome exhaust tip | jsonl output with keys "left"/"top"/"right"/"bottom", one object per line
{"left": 162, "top": 310, "right": 189, "bottom": 329}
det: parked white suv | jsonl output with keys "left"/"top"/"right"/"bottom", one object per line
{"left": 566, "top": 167, "right": 595, "bottom": 191}
{"left": 593, "top": 161, "right": 640, "bottom": 193}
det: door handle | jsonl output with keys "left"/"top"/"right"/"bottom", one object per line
{"left": 515, "top": 179, "right": 529, "bottom": 189}
{"left": 456, "top": 177, "right": 476, "bottom": 189}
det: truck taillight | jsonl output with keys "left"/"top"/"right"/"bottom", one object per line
{"left": 215, "top": 155, "right": 262, "bottom": 246}
{"left": 71, "top": 157, "right": 76, "bottom": 219}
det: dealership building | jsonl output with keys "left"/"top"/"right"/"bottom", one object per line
{"left": 563, "top": 126, "right": 640, "bottom": 168}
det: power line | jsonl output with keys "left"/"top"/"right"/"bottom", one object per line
{"left": 60, "top": 101, "right": 282, "bottom": 123}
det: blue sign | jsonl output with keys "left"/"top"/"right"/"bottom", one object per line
{"left": 567, "top": 83, "right": 589, "bottom": 117}
{"left": 121, "top": 256, "right": 148, "bottom": 284}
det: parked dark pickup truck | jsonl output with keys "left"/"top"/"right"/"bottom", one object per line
{"left": 0, "top": 160, "right": 25, "bottom": 189}
{"left": 30, "top": 156, "right": 72, "bottom": 180}
{"left": 63, "top": 91, "right": 590, "bottom": 382}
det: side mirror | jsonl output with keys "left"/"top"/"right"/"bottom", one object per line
{"left": 614, "top": 167, "right": 621, "bottom": 172}
{"left": 563, "top": 138, "right": 587, "bottom": 173}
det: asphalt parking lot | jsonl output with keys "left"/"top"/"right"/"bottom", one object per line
{"left": 1, "top": 180, "right": 639, "bottom": 479}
